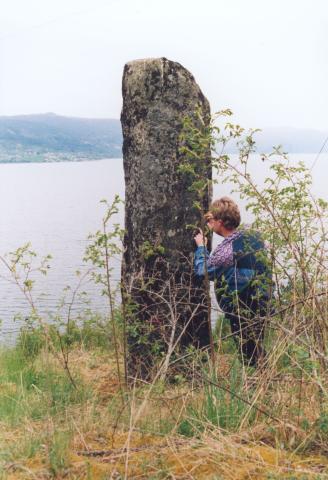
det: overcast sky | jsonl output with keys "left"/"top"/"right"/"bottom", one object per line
{"left": 1, "top": 0, "right": 327, "bottom": 130}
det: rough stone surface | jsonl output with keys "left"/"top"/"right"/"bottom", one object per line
{"left": 121, "top": 57, "right": 212, "bottom": 378}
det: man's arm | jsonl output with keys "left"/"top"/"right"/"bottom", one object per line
{"left": 194, "top": 246, "right": 221, "bottom": 280}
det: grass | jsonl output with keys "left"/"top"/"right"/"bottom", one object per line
{"left": 1, "top": 325, "right": 328, "bottom": 479}
{"left": 178, "top": 359, "right": 256, "bottom": 437}
{"left": 0, "top": 347, "right": 90, "bottom": 426}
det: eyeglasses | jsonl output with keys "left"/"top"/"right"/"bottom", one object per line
{"left": 205, "top": 217, "right": 222, "bottom": 224}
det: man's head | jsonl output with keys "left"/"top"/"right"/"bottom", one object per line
{"left": 205, "top": 197, "right": 241, "bottom": 236}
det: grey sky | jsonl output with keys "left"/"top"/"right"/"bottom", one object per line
{"left": 1, "top": 0, "right": 327, "bottom": 130}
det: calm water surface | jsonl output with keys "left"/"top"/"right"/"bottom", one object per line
{"left": 0, "top": 154, "right": 327, "bottom": 343}
{"left": 0, "top": 159, "right": 124, "bottom": 343}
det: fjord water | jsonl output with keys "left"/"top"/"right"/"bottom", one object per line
{"left": 0, "top": 159, "right": 124, "bottom": 343}
{"left": 0, "top": 155, "right": 327, "bottom": 343}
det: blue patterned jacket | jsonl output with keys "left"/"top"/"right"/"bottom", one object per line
{"left": 194, "top": 229, "right": 271, "bottom": 310}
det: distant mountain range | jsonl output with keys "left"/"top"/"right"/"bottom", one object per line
{"left": 253, "top": 127, "right": 327, "bottom": 155}
{"left": 217, "top": 127, "right": 327, "bottom": 155}
{"left": 0, "top": 113, "right": 326, "bottom": 163}
{"left": 0, "top": 113, "right": 122, "bottom": 163}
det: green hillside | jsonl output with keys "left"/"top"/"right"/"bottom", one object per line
{"left": 0, "top": 113, "right": 326, "bottom": 163}
{"left": 0, "top": 113, "right": 122, "bottom": 162}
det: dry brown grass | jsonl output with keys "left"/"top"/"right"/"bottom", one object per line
{"left": 5, "top": 426, "right": 328, "bottom": 479}
{"left": 1, "top": 346, "right": 328, "bottom": 480}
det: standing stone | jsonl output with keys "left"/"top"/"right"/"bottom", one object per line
{"left": 121, "top": 57, "right": 212, "bottom": 379}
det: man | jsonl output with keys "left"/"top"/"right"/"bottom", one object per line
{"left": 194, "top": 196, "right": 272, "bottom": 367}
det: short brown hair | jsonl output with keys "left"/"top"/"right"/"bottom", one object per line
{"left": 206, "top": 196, "right": 241, "bottom": 230}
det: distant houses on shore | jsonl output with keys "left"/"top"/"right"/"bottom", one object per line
{"left": 0, "top": 113, "right": 327, "bottom": 163}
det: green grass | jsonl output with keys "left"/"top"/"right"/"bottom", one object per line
{"left": 17, "top": 313, "right": 113, "bottom": 360}
{"left": 178, "top": 359, "right": 256, "bottom": 437}
{"left": 48, "top": 430, "right": 72, "bottom": 477}
{"left": 0, "top": 343, "right": 91, "bottom": 426}
{"left": 0, "top": 316, "right": 114, "bottom": 428}
{"left": 0, "top": 333, "right": 95, "bottom": 478}
{"left": 1, "top": 322, "right": 328, "bottom": 478}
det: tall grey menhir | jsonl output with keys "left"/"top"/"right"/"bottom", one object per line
{"left": 121, "top": 57, "right": 212, "bottom": 379}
